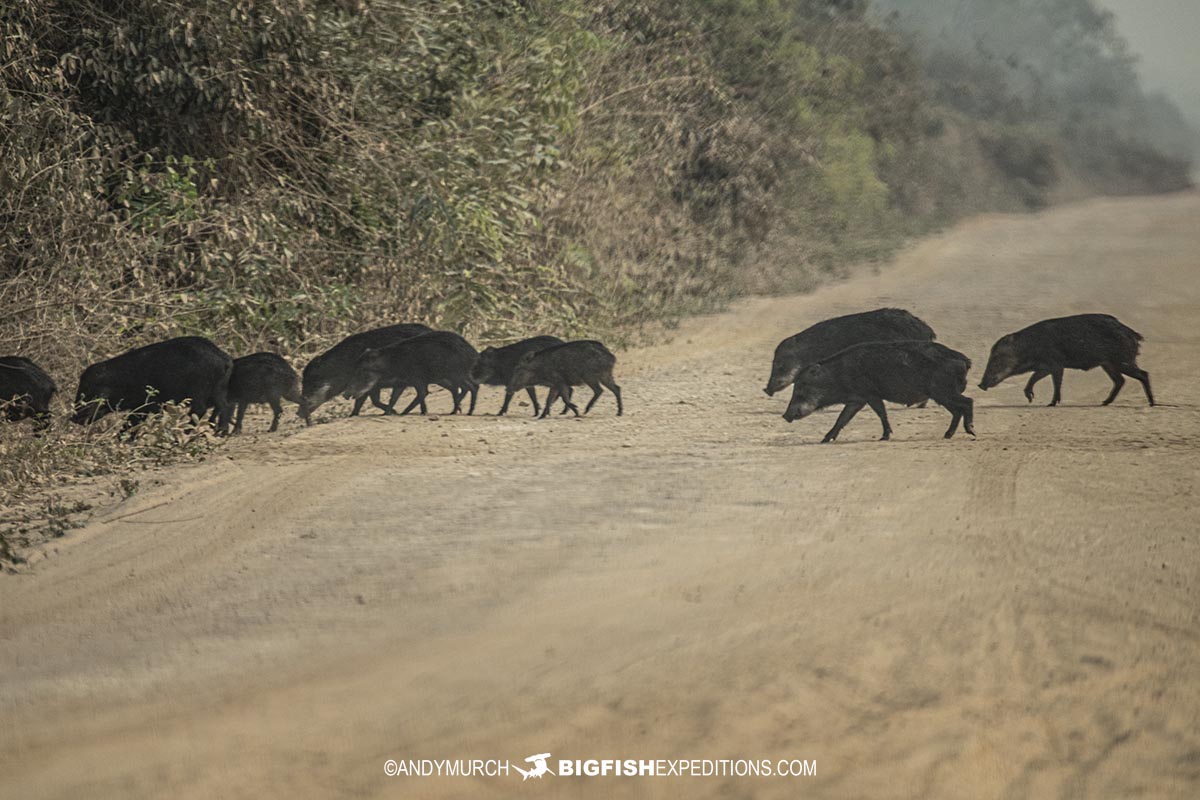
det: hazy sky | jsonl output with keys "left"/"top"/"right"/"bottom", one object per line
{"left": 1096, "top": 0, "right": 1200, "bottom": 126}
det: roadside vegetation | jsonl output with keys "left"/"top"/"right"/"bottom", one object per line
{"left": 1, "top": 0, "right": 1193, "bottom": 521}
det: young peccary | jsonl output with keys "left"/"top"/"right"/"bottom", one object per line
{"left": 979, "top": 313, "right": 1153, "bottom": 406}
{"left": 0, "top": 356, "right": 57, "bottom": 432}
{"left": 508, "top": 340, "right": 622, "bottom": 418}
{"left": 227, "top": 353, "right": 301, "bottom": 433}
{"left": 348, "top": 331, "right": 479, "bottom": 415}
{"left": 71, "top": 336, "right": 233, "bottom": 435}
{"left": 299, "top": 323, "right": 431, "bottom": 424}
{"left": 470, "top": 335, "right": 570, "bottom": 416}
{"left": 765, "top": 308, "right": 936, "bottom": 396}
{"left": 783, "top": 341, "right": 974, "bottom": 442}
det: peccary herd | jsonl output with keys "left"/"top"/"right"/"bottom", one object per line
{"left": 768, "top": 309, "right": 1153, "bottom": 442}
{"left": 0, "top": 327, "right": 624, "bottom": 437}
{"left": 1, "top": 308, "right": 1153, "bottom": 443}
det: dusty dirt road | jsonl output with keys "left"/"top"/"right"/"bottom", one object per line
{"left": 3, "top": 194, "right": 1199, "bottom": 799}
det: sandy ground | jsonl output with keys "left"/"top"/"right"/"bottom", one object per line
{"left": 2, "top": 194, "right": 1199, "bottom": 799}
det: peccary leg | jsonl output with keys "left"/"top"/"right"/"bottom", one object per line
{"left": 544, "top": 388, "right": 580, "bottom": 419}
{"left": 189, "top": 399, "right": 210, "bottom": 431}
{"left": 1049, "top": 369, "right": 1064, "bottom": 406}
{"left": 233, "top": 402, "right": 247, "bottom": 435}
{"left": 466, "top": 381, "right": 479, "bottom": 415}
{"left": 1101, "top": 365, "right": 1125, "bottom": 405}
{"left": 506, "top": 387, "right": 538, "bottom": 416}
{"left": 399, "top": 385, "right": 428, "bottom": 415}
{"left": 583, "top": 382, "right": 604, "bottom": 414}
{"left": 444, "top": 383, "right": 463, "bottom": 414}
{"left": 216, "top": 399, "right": 233, "bottom": 436}
{"left": 268, "top": 399, "right": 283, "bottom": 432}
{"left": 822, "top": 402, "right": 864, "bottom": 443}
{"left": 205, "top": 401, "right": 231, "bottom": 435}
{"left": 560, "top": 384, "right": 582, "bottom": 417}
{"left": 369, "top": 387, "right": 392, "bottom": 414}
{"left": 601, "top": 376, "right": 623, "bottom": 416}
{"left": 497, "top": 390, "right": 512, "bottom": 416}
{"left": 1122, "top": 365, "right": 1154, "bottom": 406}
{"left": 452, "top": 382, "right": 478, "bottom": 415}
{"left": 383, "top": 387, "right": 408, "bottom": 414}
{"left": 525, "top": 388, "right": 541, "bottom": 416}
{"left": 1024, "top": 371, "right": 1049, "bottom": 403}
{"left": 540, "top": 387, "right": 560, "bottom": 419}
{"left": 867, "top": 398, "right": 893, "bottom": 441}
{"left": 448, "top": 383, "right": 477, "bottom": 415}
{"left": 940, "top": 394, "right": 972, "bottom": 439}
{"left": 944, "top": 406, "right": 962, "bottom": 438}
{"left": 351, "top": 392, "right": 370, "bottom": 416}
{"left": 961, "top": 396, "right": 975, "bottom": 437}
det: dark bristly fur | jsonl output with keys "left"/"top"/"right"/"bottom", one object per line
{"left": 471, "top": 335, "right": 568, "bottom": 416}
{"left": 227, "top": 353, "right": 301, "bottom": 433}
{"left": 71, "top": 337, "right": 233, "bottom": 436}
{"left": 349, "top": 331, "right": 480, "bottom": 416}
{"left": 979, "top": 313, "right": 1153, "bottom": 406}
{"left": 0, "top": 356, "right": 57, "bottom": 432}
{"left": 765, "top": 308, "right": 937, "bottom": 396}
{"left": 508, "top": 340, "right": 622, "bottom": 419}
{"left": 783, "top": 340, "right": 974, "bottom": 442}
{"left": 299, "top": 323, "right": 431, "bottom": 424}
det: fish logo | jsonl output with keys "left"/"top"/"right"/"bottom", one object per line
{"left": 514, "top": 753, "right": 553, "bottom": 781}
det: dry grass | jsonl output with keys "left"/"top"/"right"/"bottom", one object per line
{"left": 0, "top": 402, "right": 220, "bottom": 568}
